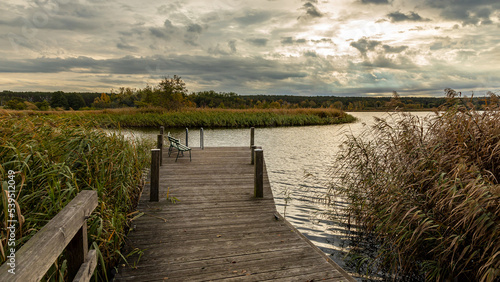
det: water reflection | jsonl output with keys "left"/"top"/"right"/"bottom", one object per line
{"left": 109, "top": 111, "right": 433, "bottom": 280}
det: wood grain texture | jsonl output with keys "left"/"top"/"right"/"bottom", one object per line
{"left": 115, "top": 147, "right": 354, "bottom": 281}
{"left": 73, "top": 249, "right": 97, "bottom": 282}
{"left": 0, "top": 190, "right": 98, "bottom": 282}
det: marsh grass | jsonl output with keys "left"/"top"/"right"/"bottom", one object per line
{"left": 329, "top": 91, "right": 500, "bottom": 281}
{"left": 0, "top": 114, "right": 152, "bottom": 280}
{"left": 1, "top": 107, "right": 356, "bottom": 128}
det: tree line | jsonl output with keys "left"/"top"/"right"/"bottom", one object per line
{"left": 0, "top": 76, "right": 494, "bottom": 111}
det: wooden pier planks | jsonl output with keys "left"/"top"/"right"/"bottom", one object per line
{"left": 115, "top": 147, "right": 354, "bottom": 281}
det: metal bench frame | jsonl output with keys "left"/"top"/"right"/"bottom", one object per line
{"left": 167, "top": 133, "right": 192, "bottom": 162}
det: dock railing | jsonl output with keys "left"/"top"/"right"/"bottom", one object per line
{"left": 0, "top": 190, "right": 98, "bottom": 282}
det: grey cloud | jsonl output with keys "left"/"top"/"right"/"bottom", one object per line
{"left": 311, "top": 38, "right": 334, "bottom": 44}
{"left": 207, "top": 40, "right": 237, "bottom": 56}
{"left": 304, "top": 51, "right": 317, "bottom": 57}
{"left": 300, "top": 2, "right": 323, "bottom": 18}
{"left": 455, "top": 50, "right": 477, "bottom": 61}
{"left": 359, "top": 55, "right": 416, "bottom": 70}
{"left": 0, "top": 55, "right": 308, "bottom": 85}
{"left": 157, "top": 3, "right": 182, "bottom": 14}
{"left": 425, "top": 0, "right": 500, "bottom": 26}
{"left": 350, "top": 38, "right": 381, "bottom": 55}
{"left": 430, "top": 41, "right": 445, "bottom": 50}
{"left": 234, "top": 10, "right": 273, "bottom": 26}
{"left": 281, "top": 37, "right": 294, "bottom": 45}
{"left": 150, "top": 27, "right": 169, "bottom": 39}
{"left": 281, "top": 37, "right": 308, "bottom": 45}
{"left": 383, "top": 45, "right": 408, "bottom": 53}
{"left": 246, "top": 38, "right": 268, "bottom": 47}
{"left": 360, "top": 0, "right": 389, "bottom": 4}
{"left": 149, "top": 20, "right": 179, "bottom": 39}
{"left": 428, "top": 35, "right": 490, "bottom": 51}
{"left": 164, "top": 20, "right": 179, "bottom": 32}
{"left": 41, "top": 16, "right": 101, "bottom": 30}
{"left": 117, "top": 43, "right": 139, "bottom": 52}
{"left": 1, "top": 14, "right": 100, "bottom": 31}
{"left": 187, "top": 24, "right": 203, "bottom": 33}
{"left": 228, "top": 40, "right": 237, "bottom": 53}
{"left": 387, "top": 11, "right": 430, "bottom": 22}
{"left": 207, "top": 44, "right": 230, "bottom": 56}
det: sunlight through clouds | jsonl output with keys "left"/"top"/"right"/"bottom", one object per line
{"left": 0, "top": 0, "right": 499, "bottom": 96}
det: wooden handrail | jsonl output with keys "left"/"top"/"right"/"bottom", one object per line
{"left": 0, "top": 190, "right": 98, "bottom": 282}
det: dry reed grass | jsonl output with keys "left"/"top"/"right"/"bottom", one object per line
{"left": 329, "top": 90, "right": 500, "bottom": 281}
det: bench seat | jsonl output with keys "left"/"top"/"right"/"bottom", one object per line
{"left": 167, "top": 133, "right": 191, "bottom": 161}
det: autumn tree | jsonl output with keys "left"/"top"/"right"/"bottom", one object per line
{"left": 158, "top": 75, "right": 188, "bottom": 110}
{"left": 92, "top": 93, "right": 112, "bottom": 108}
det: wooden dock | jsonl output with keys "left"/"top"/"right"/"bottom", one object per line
{"left": 114, "top": 147, "right": 354, "bottom": 281}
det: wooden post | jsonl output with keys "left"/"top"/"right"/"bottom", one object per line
{"left": 254, "top": 149, "right": 264, "bottom": 198}
{"left": 160, "top": 126, "right": 164, "bottom": 135}
{"left": 157, "top": 134, "right": 163, "bottom": 166}
{"left": 250, "top": 127, "right": 255, "bottom": 148}
{"left": 185, "top": 127, "right": 189, "bottom": 147}
{"left": 66, "top": 221, "right": 88, "bottom": 281}
{"left": 251, "top": 145, "right": 257, "bottom": 165}
{"left": 151, "top": 149, "right": 160, "bottom": 202}
{"left": 200, "top": 127, "right": 204, "bottom": 150}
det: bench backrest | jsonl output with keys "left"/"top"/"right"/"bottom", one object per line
{"left": 167, "top": 132, "right": 181, "bottom": 144}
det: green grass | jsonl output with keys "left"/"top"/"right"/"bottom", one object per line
{"left": 328, "top": 92, "right": 500, "bottom": 281}
{"left": 1, "top": 107, "right": 356, "bottom": 128}
{"left": 0, "top": 115, "right": 153, "bottom": 280}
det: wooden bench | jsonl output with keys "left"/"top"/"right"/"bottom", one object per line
{"left": 167, "top": 133, "right": 191, "bottom": 162}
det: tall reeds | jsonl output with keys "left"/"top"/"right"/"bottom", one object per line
{"left": 329, "top": 92, "right": 500, "bottom": 281}
{"left": 1, "top": 107, "right": 356, "bottom": 128}
{"left": 0, "top": 114, "right": 152, "bottom": 280}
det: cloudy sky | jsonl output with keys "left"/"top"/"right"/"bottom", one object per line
{"left": 0, "top": 0, "right": 499, "bottom": 96}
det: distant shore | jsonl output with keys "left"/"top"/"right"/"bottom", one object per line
{"left": 0, "top": 107, "right": 356, "bottom": 128}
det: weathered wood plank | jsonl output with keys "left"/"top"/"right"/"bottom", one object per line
{"left": 0, "top": 190, "right": 98, "bottom": 282}
{"left": 114, "top": 147, "right": 354, "bottom": 281}
{"left": 73, "top": 249, "right": 97, "bottom": 282}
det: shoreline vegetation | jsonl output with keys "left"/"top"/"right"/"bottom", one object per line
{"left": 2, "top": 78, "right": 498, "bottom": 281}
{"left": 329, "top": 90, "right": 500, "bottom": 281}
{"left": 0, "top": 116, "right": 152, "bottom": 280}
{"left": 0, "top": 107, "right": 356, "bottom": 128}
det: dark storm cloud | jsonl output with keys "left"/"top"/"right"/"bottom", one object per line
{"left": 0, "top": 55, "right": 308, "bottom": 83}
{"left": 387, "top": 11, "right": 430, "bottom": 22}
{"left": 350, "top": 38, "right": 381, "bottom": 56}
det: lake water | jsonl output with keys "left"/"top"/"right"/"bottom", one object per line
{"left": 113, "top": 111, "right": 433, "bottom": 280}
